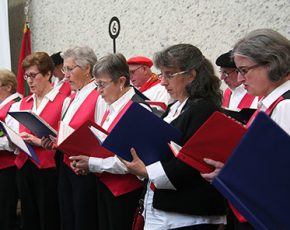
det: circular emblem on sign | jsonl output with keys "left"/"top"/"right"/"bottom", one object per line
{"left": 109, "top": 17, "right": 120, "bottom": 39}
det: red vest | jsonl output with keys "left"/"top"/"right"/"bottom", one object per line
{"left": 63, "top": 90, "right": 100, "bottom": 167}
{"left": 15, "top": 93, "right": 67, "bottom": 169}
{"left": 223, "top": 88, "right": 256, "bottom": 109}
{"left": 58, "top": 81, "right": 71, "bottom": 97}
{"left": 247, "top": 90, "right": 290, "bottom": 128}
{"left": 98, "top": 99, "right": 142, "bottom": 197}
{"left": 0, "top": 100, "right": 18, "bottom": 169}
{"left": 139, "top": 73, "right": 160, "bottom": 93}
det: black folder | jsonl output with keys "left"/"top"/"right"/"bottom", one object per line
{"left": 222, "top": 108, "right": 256, "bottom": 124}
{"left": 8, "top": 111, "right": 57, "bottom": 138}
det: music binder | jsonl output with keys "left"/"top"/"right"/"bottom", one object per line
{"left": 145, "top": 101, "right": 168, "bottom": 111}
{"left": 56, "top": 120, "right": 113, "bottom": 158}
{"left": 212, "top": 112, "right": 290, "bottom": 230}
{"left": 168, "top": 111, "right": 247, "bottom": 173}
{"left": 132, "top": 87, "right": 150, "bottom": 100}
{"left": 0, "top": 121, "right": 39, "bottom": 163}
{"left": 222, "top": 107, "right": 256, "bottom": 124}
{"left": 8, "top": 111, "right": 57, "bottom": 138}
{"left": 100, "top": 102, "right": 182, "bottom": 165}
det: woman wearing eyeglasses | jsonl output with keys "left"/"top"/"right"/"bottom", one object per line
{"left": 69, "top": 53, "right": 154, "bottom": 230}
{"left": 202, "top": 29, "right": 290, "bottom": 230}
{"left": 43, "top": 46, "right": 100, "bottom": 230}
{"left": 7, "top": 52, "right": 68, "bottom": 230}
{"left": 120, "top": 44, "right": 227, "bottom": 230}
{"left": 215, "top": 50, "right": 258, "bottom": 110}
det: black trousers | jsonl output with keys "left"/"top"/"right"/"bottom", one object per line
{"left": 0, "top": 166, "right": 19, "bottom": 230}
{"left": 97, "top": 180, "right": 142, "bottom": 230}
{"left": 18, "top": 160, "right": 60, "bottom": 230}
{"left": 58, "top": 161, "right": 98, "bottom": 230}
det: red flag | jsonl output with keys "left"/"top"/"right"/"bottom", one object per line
{"left": 16, "top": 21, "right": 31, "bottom": 96}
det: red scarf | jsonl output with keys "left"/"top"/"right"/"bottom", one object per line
{"left": 138, "top": 74, "right": 160, "bottom": 92}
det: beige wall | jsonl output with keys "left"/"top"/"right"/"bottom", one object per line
{"left": 9, "top": 0, "right": 290, "bottom": 75}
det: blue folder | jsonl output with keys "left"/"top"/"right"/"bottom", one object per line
{"left": 8, "top": 111, "right": 57, "bottom": 138}
{"left": 212, "top": 112, "right": 290, "bottom": 230}
{"left": 102, "top": 102, "right": 182, "bottom": 165}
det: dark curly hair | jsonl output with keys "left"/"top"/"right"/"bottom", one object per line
{"left": 154, "top": 44, "right": 222, "bottom": 106}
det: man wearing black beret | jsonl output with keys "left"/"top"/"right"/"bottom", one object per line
{"left": 216, "top": 50, "right": 258, "bottom": 110}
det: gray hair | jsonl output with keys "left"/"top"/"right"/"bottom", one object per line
{"left": 92, "top": 53, "right": 130, "bottom": 87}
{"left": 0, "top": 68, "right": 17, "bottom": 94}
{"left": 232, "top": 29, "right": 290, "bottom": 82}
{"left": 62, "top": 46, "right": 97, "bottom": 75}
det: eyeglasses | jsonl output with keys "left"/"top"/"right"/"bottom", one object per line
{"left": 236, "top": 64, "right": 262, "bottom": 76}
{"left": 129, "top": 66, "right": 143, "bottom": 76}
{"left": 157, "top": 71, "right": 188, "bottom": 80}
{"left": 94, "top": 80, "right": 113, "bottom": 89}
{"left": 61, "top": 65, "right": 79, "bottom": 74}
{"left": 219, "top": 69, "right": 237, "bottom": 78}
{"left": 24, "top": 72, "right": 41, "bottom": 81}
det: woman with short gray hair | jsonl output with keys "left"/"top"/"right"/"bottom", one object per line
{"left": 42, "top": 46, "right": 100, "bottom": 230}
{"left": 202, "top": 29, "right": 290, "bottom": 229}
{"left": 70, "top": 53, "right": 153, "bottom": 230}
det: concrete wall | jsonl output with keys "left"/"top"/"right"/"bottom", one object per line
{"left": 9, "top": 0, "right": 290, "bottom": 75}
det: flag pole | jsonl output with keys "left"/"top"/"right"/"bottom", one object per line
{"left": 16, "top": 0, "right": 32, "bottom": 96}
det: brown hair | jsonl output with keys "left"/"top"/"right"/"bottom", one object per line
{"left": 22, "top": 52, "right": 54, "bottom": 80}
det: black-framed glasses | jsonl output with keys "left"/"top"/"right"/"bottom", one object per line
{"left": 219, "top": 69, "right": 237, "bottom": 78}
{"left": 236, "top": 64, "right": 262, "bottom": 76}
{"left": 157, "top": 71, "right": 188, "bottom": 80}
{"left": 61, "top": 65, "right": 79, "bottom": 74}
{"left": 129, "top": 66, "right": 143, "bottom": 76}
{"left": 94, "top": 80, "right": 113, "bottom": 89}
{"left": 24, "top": 72, "right": 41, "bottom": 81}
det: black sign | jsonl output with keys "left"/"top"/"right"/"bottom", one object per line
{"left": 108, "top": 17, "right": 120, "bottom": 53}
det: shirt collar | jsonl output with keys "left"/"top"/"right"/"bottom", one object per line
{"left": 0, "top": 92, "right": 22, "bottom": 108}
{"left": 170, "top": 98, "right": 188, "bottom": 114}
{"left": 25, "top": 87, "right": 58, "bottom": 103}
{"left": 259, "top": 80, "right": 290, "bottom": 110}
{"left": 231, "top": 84, "right": 246, "bottom": 95}
{"left": 108, "top": 87, "right": 135, "bottom": 114}
{"left": 75, "top": 80, "right": 96, "bottom": 99}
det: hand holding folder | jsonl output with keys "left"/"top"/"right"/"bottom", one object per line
{"left": 96, "top": 102, "right": 182, "bottom": 165}
{"left": 56, "top": 120, "right": 113, "bottom": 158}
{"left": 8, "top": 111, "right": 57, "bottom": 138}
{"left": 0, "top": 121, "right": 39, "bottom": 163}
{"left": 169, "top": 111, "right": 246, "bottom": 173}
{"left": 212, "top": 112, "right": 290, "bottom": 230}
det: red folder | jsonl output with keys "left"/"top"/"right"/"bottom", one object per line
{"left": 169, "top": 111, "right": 246, "bottom": 173}
{"left": 56, "top": 120, "right": 113, "bottom": 158}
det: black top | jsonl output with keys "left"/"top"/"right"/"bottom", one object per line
{"left": 153, "top": 98, "right": 227, "bottom": 216}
